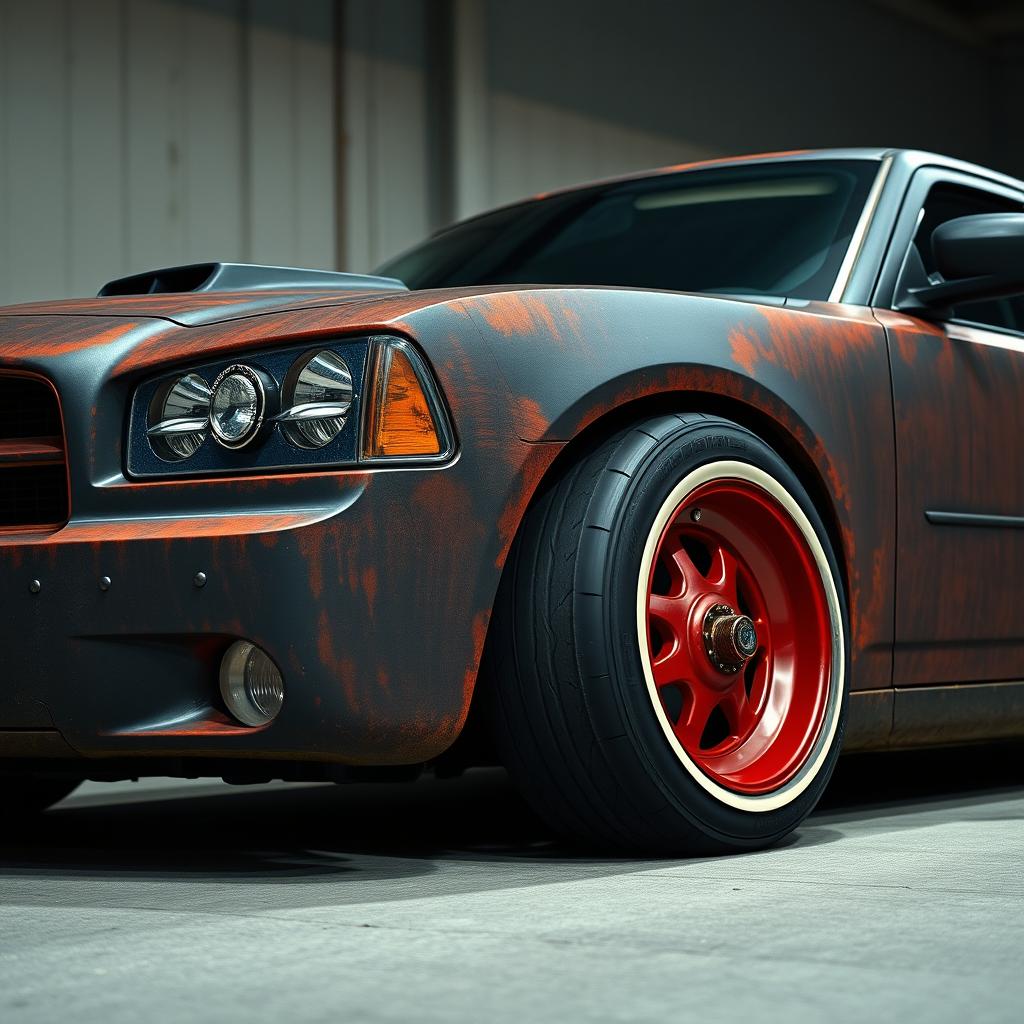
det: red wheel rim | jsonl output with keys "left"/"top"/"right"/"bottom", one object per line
{"left": 644, "top": 477, "right": 833, "bottom": 795}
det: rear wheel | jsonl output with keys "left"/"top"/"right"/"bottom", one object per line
{"left": 487, "top": 413, "right": 848, "bottom": 853}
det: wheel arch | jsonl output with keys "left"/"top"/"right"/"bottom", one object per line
{"left": 447, "top": 384, "right": 853, "bottom": 768}
{"left": 528, "top": 388, "right": 851, "bottom": 605}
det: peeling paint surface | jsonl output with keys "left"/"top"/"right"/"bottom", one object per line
{"left": 0, "top": 280, "right": 899, "bottom": 767}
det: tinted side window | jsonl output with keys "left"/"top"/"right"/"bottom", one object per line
{"left": 913, "top": 184, "right": 1024, "bottom": 333}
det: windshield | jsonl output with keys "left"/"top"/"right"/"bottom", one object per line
{"left": 377, "top": 160, "right": 878, "bottom": 300}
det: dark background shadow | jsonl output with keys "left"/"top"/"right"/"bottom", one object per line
{"left": 1, "top": 742, "right": 1021, "bottom": 910}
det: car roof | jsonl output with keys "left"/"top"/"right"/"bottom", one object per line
{"left": 448, "top": 148, "right": 1024, "bottom": 231}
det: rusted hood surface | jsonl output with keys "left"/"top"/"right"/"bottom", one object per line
{"left": 0, "top": 287, "right": 423, "bottom": 327}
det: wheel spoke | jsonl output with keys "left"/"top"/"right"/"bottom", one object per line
{"left": 651, "top": 645, "right": 691, "bottom": 688}
{"left": 648, "top": 593, "right": 686, "bottom": 629}
{"left": 708, "top": 545, "right": 740, "bottom": 605}
{"left": 667, "top": 541, "right": 705, "bottom": 597}
{"left": 746, "top": 653, "right": 770, "bottom": 712}
{"left": 720, "top": 679, "right": 756, "bottom": 739}
{"left": 674, "top": 681, "right": 719, "bottom": 749}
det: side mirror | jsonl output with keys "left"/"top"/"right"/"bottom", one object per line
{"left": 895, "top": 213, "right": 1024, "bottom": 318}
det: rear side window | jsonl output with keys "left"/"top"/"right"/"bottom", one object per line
{"left": 912, "top": 184, "right": 1024, "bottom": 333}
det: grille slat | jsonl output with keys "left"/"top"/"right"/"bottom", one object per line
{"left": 0, "top": 376, "right": 68, "bottom": 530}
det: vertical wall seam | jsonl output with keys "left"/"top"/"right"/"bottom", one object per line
{"left": 333, "top": 0, "right": 347, "bottom": 270}
{"left": 239, "top": 0, "right": 252, "bottom": 263}
{"left": 119, "top": 0, "right": 131, "bottom": 272}
{"left": 62, "top": 0, "right": 72, "bottom": 296}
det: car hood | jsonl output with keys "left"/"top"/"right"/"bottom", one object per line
{"left": 0, "top": 287, "right": 422, "bottom": 327}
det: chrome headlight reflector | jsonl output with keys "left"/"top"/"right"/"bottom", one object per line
{"left": 209, "top": 364, "right": 266, "bottom": 449}
{"left": 128, "top": 335, "right": 453, "bottom": 478}
{"left": 276, "top": 350, "right": 353, "bottom": 449}
{"left": 147, "top": 373, "right": 211, "bottom": 460}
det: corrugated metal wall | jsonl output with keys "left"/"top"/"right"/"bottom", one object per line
{"left": 0, "top": 0, "right": 336, "bottom": 305}
{"left": 0, "top": 0, "right": 1016, "bottom": 304}
{"left": 341, "top": 0, "right": 432, "bottom": 275}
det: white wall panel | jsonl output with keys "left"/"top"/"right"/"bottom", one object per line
{"left": 0, "top": 0, "right": 337, "bottom": 305}
{"left": 2, "top": 0, "right": 70, "bottom": 301}
{"left": 291, "top": 8, "right": 337, "bottom": 271}
{"left": 124, "top": 0, "right": 188, "bottom": 272}
{"left": 181, "top": 0, "right": 246, "bottom": 265}
{"left": 67, "top": 0, "right": 126, "bottom": 299}
{"left": 342, "top": 1, "right": 431, "bottom": 273}
{"left": 247, "top": 0, "right": 335, "bottom": 270}
{"left": 0, "top": 0, "right": 1014, "bottom": 306}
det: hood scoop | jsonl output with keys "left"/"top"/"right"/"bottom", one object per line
{"left": 98, "top": 262, "right": 407, "bottom": 297}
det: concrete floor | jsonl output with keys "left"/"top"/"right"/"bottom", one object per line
{"left": 1, "top": 746, "right": 1022, "bottom": 1024}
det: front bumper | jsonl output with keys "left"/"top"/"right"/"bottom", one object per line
{"left": 0, "top": 309, "right": 547, "bottom": 767}
{"left": 0, "top": 469, "right": 497, "bottom": 765}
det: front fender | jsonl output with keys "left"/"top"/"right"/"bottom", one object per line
{"left": 454, "top": 287, "right": 896, "bottom": 694}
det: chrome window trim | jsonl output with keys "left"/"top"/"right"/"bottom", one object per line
{"left": 829, "top": 155, "right": 893, "bottom": 303}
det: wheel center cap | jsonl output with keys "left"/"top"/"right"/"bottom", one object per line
{"left": 702, "top": 604, "right": 758, "bottom": 674}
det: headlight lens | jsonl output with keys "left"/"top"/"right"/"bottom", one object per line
{"left": 277, "top": 350, "right": 353, "bottom": 449}
{"left": 209, "top": 365, "right": 266, "bottom": 449}
{"left": 147, "top": 373, "right": 211, "bottom": 460}
{"left": 129, "top": 336, "right": 454, "bottom": 477}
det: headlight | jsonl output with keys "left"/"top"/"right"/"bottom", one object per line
{"left": 209, "top": 365, "right": 268, "bottom": 450}
{"left": 146, "top": 373, "right": 211, "bottom": 460}
{"left": 276, "top": 350, "right": 353, "bottom": 449}
{"left": 127, "top": 336, "right": 454, "bottom": 478}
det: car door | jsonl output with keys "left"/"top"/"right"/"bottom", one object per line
{"left": 874, "top": 167, "right": 1024, "bottom": 690}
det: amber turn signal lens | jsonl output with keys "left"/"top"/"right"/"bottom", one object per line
{"left": 364, "top": 343, "right": 443, "bottom": 457}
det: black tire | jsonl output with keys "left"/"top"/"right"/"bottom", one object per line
{"left": 486, "top": 413, "right": 849, "bottom": 854}
{"left": 7, "top": 776, "right": 80, "bottom": 817}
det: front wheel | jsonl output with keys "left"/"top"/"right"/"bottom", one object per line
{"left": 487, "top": 413, "right": 848, "bottom": 854}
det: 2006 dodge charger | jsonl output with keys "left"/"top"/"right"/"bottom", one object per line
{"left": 2, "top": 147, "right": 1023, "bottom": 853}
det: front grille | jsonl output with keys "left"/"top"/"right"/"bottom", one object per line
{"left": 0, "top": 375, "right": 69, "bottom": 530}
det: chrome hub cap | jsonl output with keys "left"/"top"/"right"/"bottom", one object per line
{"left": 703, "top": 604, "right": 759, "bottom": 673}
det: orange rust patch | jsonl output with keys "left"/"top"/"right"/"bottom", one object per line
{"left": 729, "top": 327, "right": 768, "bottom": 375}
{"left": 495, "top": 445, "right": 561, "bottom": 564}
{"left": 511, "top": 396, "right": 552, "bottom": 440}
{"left": 467, "top": 291, "right": 569, "bottom": 343}
{"left": 0, "top": 321, "right": 139, "bottom": 361}
{"left": 463, "top": 609, "right": 492, "bottom": 703}
{"left": 317, "top": 608, "right": 360, "bottom": 712}
{"left": 0, "top": 512, "right": 317, "bottom": 548}
{"left": 296, "top": 530, "right": 326, "bottom": 601}
{"left": 117, "top": 711, "right": 258, "bottom": 738}
{"left": 362, "top": 566, "right": 379, "bottom": 616}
